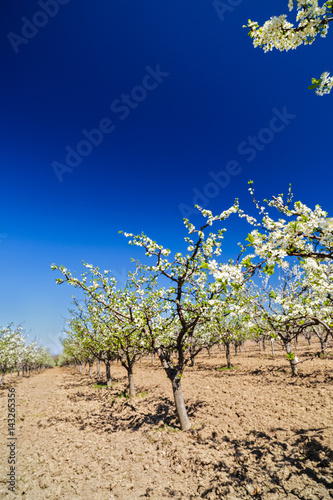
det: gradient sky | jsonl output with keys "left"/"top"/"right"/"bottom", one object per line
{"left": 1, "top": 0, "right": 332, "bottom": 353}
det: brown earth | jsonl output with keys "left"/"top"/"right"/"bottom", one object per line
{"left": 0, "top": 341, "right": 333, "bottom": 500}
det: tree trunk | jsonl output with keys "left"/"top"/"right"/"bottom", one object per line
{"left": 234, "top": 344, "right": 238, "bottom": 356}
{"left": 320, "top": 340, "right": 327, "bottom": 356}
{"left": 262, "top": 338, "right": 266, "bottom": 351}
{"left": 286, "top": 342, "right": 298, "bottom": 376}
{"left": 0, "top": 371, "right": 5, "bottom": 386}
{"left": 128, "top": 368, "right": 136, "bottom": 398}
{"left": 79, "top": 363, "right": 82, "bottom": 373}
{"left": 157, "top": 349, "right": 191, "bottom": 431}
{"left": 96, "top": 359, "right": 100, "bottom": 378}
{"left": 17, "top": 369, "right": 20, "bottom": 378}
{"left": 171, "top": 376, "right": 190, "bottom": 431}
{"left": 151, "top": 353, "right": 155, "bottom": 365}
{"left": 225, "top": 342, "right": 231, "bottom": 368}
{"left": 105, "top": 361, "right": 112, "bottom": 387}
{"left": 89, "top": 363, "right": 92, "bottom": 377}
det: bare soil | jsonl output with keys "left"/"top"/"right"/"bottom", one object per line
{"left": 0, "top": 341, "right": 333, "bottom": 499}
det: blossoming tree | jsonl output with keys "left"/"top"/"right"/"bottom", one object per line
{"left": 241, "top": 182, "right": 333, "bottom": 266}
{"left": 121, "top": 202, "right": 251, "bottom": 430}
{"left": 52, "top": 263, "right": 166, "bottom": 397}
{"left": 245, "top": 0, "right": 333, "bottom": 95}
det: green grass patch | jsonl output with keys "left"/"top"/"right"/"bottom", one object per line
{"left": 215, "top": 365, "right": 238, "bottom": 371}
{"left": 93, "top": 383, "right": 108, "bottom": 389}
{"left": 139, "top": 390, "right": 148, "bottom": 397}
{"left": 156, "top": 423, "right": 179, "bottom": 432}
{"left": 116, "top": 391, "right": 130, "bottom": 399}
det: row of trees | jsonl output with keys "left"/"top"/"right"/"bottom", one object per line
{"left": 54, "top": 185, "right": 333, "bottom": 430}
{"left": 0, "top": 323, "right": 55, "bottom": 385}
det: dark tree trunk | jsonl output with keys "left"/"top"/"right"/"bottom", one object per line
{"left": 320, "top": 340, "right": 327, "bottom": 356}
{"left": 189, "top": 350, "right": 195, "bottom": 367}
{"left": 105, "top": 361, "right": 112, "bottom": 387}
{"left": 225, "top": 342, "right": 232, "bottom": 368}
{"left": 0, "top": 371, "right": 5, "bottom": 385}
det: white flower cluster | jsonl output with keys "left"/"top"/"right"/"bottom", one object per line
{"left": 246, "top": 1, "right": 333, "bottom": 94}
{"left": 243, "top": 192, "right": 333, "bottom": 266}
{"left": 247, "top": 1, "right": 329, "bottom": 52}
{"left": 209, "top": 261, "right": 244, "bottom": 286}
{"left": 315, "top": 71, "right": 333, "bottom": 95}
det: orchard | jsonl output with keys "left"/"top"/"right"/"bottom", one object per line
{"left": 0, "top": 323, "right": 55, "bottom": 384}
{"left": 52, "top": 185, "right": 333, "bottom": 431}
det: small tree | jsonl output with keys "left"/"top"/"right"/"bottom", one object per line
{"left": 121, "top": 203, "right": 249, "bottom": 429}
{"left": 212, "top": 312, "right": 249, "bottom": 368}
{"left": 248, "top": 266, "right": 319, "bottom": 375}
{"left": 52, "top": 264, "right": 163, "bottom": 397}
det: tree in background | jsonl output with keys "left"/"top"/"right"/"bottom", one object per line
{"left": 0, "top": 324, "right": 54, "bottom": 384}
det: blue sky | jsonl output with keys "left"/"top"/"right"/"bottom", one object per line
{"left": 1, "top": 0, "right": 332, "bottom": 353}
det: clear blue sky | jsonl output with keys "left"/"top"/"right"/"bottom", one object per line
{"left": 1, "top": 0, "right": 332, "bottom": 353}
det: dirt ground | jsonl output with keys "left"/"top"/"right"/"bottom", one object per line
{"left": 0, "top": 341, "right": 332, "bottom": 500}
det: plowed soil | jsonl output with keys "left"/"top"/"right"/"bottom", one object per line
{"left": 0, "top": 341, "right": 333, "bottom": 499}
